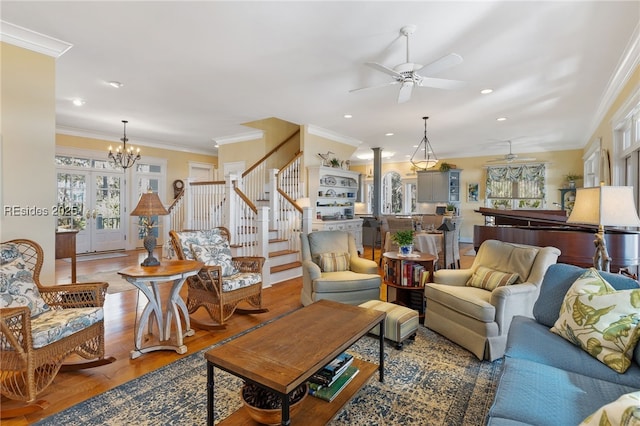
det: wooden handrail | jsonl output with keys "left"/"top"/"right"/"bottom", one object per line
{"left": 167, "top": 189, "right": 185, "bottom": 212}
{"left": 233, "top": 181, "right": 258, "bottom": 214}
{"left": 190, "top": 180, "right": 225, "bottom": 186}
{"left": 279, "top": 150, "right": 303, "bottom": 173}
{"left": 242, "top": 128, "right": 301, "bottom": 178}
{"left": 278, "top": 188, "right": 302, "bottom": 213}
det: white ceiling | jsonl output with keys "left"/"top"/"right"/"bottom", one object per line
{"left": 2, "top": 1, "right": 639, "bottom": 164}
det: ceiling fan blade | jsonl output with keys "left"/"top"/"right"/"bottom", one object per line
{"left": 349, "top": 81, "right": 399, "bottom": 93}
{"left": 365, "top": 62, "right": 403, "bottom": 79}
{"left": 397, "top": 81, "right": 414, "bottom": 103}
{"left": 419, "top": 53, "right": 463, "bottom": 77}
{"left": 417, "top": 77, "right": 466, "bottom": 90}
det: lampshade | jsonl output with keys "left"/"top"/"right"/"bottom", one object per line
{"left": 131, "top": 192, "right": 169, "bottom": 217}
{"left": 296, "top": 197, "right": 311, "bottom": 208}
{"left": 567, "top": 186, "right": 640, "bottom": 227}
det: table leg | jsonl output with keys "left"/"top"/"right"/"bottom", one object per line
{"left": 207, "top": 362, "right": 215, "bottom": 426}
{"left": 165, "top": 277, "right": 190, "bottom": 354}
{"left": 127, "top": 278, "right": 164, "bottom": 357}
{"left": 280, "top": 392, "right": 290, "bottom": 426}
{"left": 379, "top": 317, "right": 385, "bottom": 383}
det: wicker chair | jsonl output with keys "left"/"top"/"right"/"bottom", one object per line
{"left": 0, "top": 239, "right": 115, "bottom": 418}
{"left": 169, "top": 228, "right": 268, "bottom": 330}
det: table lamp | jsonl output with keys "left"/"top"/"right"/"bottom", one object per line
{"left": 131, "top": 191, "right": 169, "bottom": 266}
{"left": 567, "top": 184, "right": 640, "bottom": 272}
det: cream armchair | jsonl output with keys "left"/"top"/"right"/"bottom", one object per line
{"left": 425, "top": 239, "right": 560, "bottom": 361}
{"left": 300, "top": 231, "right": 381, "bottom": 306}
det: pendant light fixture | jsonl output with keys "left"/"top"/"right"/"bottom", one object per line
{"left": 410, "top": 116, "right": 438, "bottom": 170}
{"left": 108, "top": 120, "right": 141, "bottom": 170}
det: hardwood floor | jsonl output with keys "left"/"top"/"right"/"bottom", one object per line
{"left": 2, "top": 244, "right": 475, "bottom": 425}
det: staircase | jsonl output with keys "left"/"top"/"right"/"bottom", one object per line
{"left": 168, "top": 128, "right": 305, "bottom": 287}
{"left": 267, "top": 229, "right": 302, "bottom": 284}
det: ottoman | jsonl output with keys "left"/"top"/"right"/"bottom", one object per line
{"left": 359, "top": 300, "right": 419, "bottom": 349}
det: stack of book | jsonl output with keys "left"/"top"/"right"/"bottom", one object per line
{"left": 308, "top": 352, "right": 359, "bottom": 402}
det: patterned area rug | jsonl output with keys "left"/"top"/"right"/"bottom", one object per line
{"left": 35, "top": 325, "right": 503, "bottom": 425}
{"left": 75, "top": 271, "right": 135, "bottom": 294}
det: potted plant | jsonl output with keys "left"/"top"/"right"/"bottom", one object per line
{"left": 564, "top": 173, "right": 583, "bottom": 189}
{"left": 439, "top": 162, "right": 452, "bottom": 172}
{"left": 445, "top": 203, "right": 456, "bottom": 216}
{"left": 329, "top": 158, "right": 342, "bottom": 168}
{"left": 391, "top": 229, "right": 415, "bottom": 256}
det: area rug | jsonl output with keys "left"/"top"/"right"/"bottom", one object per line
{"left": 35, "top": 325, "right": 503, "bottom": 425}
{"left": 75, "top": 271, "right": 135, "bottom": 294}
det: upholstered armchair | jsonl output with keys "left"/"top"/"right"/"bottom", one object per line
{"left": 425, "top": 239, "right": 560, "bottom": 361}
{"left": 169, "top": 228, "right": 267, "bottom": 329}
{"left": 0, "top": 239, "right": 114, "bottom": 418}
{"left": 300, "top": 230, "right": 381, "bottom": 306}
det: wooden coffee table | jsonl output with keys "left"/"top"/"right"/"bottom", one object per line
{"left": 205, "top": 299, "right": 386, "bottom": 426}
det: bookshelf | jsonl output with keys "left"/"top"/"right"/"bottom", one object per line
{"left": 382, "top": 251, "right": 436, "bottom": 322}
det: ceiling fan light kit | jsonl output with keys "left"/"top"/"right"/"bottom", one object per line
{"left": 487, "top": 140, "right": 536, "bottom": 164}
{"left": 350, "top": 25, "right": 465, "bottom": 104}
{"left": 411, "top": 116, "right": 438, "bottom": 170}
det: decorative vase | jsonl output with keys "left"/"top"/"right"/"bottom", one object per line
{"left": 399, "top": 245, "right": 413, "bottom": 256}
{"left": 241, "top": 383, "right": 307, "bottom": 425}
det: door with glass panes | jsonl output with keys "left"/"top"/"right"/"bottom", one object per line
{"left": 56, "top": 169, "right": 125, "bottom": 253}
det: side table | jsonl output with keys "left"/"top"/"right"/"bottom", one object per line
{"left": 118, "top": 259, "right": 203, "bottom": 359}
{"left": 382, "top": 251, "right": 435, "bottom": 323}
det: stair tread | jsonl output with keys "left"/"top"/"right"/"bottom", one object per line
{"left": 269, "top": 238, "right": 288, "bottom": 243}
{"left": 271, "top": 261, "right": 302, "bottom": 273}
{"left": 269, "top": 249, "right": 298, "bottom": 258}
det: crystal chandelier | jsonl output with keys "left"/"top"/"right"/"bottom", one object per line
{"left": 108, "top": 120, "right": 141, "bottom": 170}
{"left": 410, "top": 116, "right": 438, "bottom": 170}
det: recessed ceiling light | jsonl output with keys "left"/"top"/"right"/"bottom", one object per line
{"left": 108, "top": 81, "right": 124, "bottom": 88}
{"left": 343, "top": 114, "right": 352, "bottom": 119}
{"left": 480, "top": 88, "right": 493, "bottom": 94}
{"left": 72, "top": 98, "right": 85, "bottom": 106}
{"left": 496, "top": 117, "right": 507, "bottom": 121}
{"left": 385, "top": 132, "right": 394, "bottom": 136}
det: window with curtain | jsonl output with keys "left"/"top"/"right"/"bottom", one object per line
{"left": 485, "top": 164, "right": 546, "bottom": 209}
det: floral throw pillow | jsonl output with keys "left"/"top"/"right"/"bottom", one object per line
{"left": 551, "top": 268, "right": 640, "bottom": 373}
{"left": 190, "top": 242, "right": 239, "bottom": 277}
{"left": 314, "top": 252, "right": 350, "bottom": 272}
{"left": 1, "top": 243, "right": 21, "bottom": 265}
{"left": 579, "top": 391, "right": 640, "bottom": 426}
{"left": 466, "top": 266, "right": 519, "bottom": 291}
{"left": 0, "top": 257, "right": 50, "bottom": 317}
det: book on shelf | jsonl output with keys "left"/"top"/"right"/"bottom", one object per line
{"left": 308, "top": 365, "right": 359, "bottom": 402}
{"left": 309, "top": 352, "right": 354, "bottom": 386}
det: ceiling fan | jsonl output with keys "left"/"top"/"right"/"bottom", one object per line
{"left": 487, "top": 141, "right": 537, "bottom": 163}
{"left": 350, "top": 25, "right": 465, "bottom": 103}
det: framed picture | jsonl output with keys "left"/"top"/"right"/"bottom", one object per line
{"left": 467, "top": 183, "right": 479, "bottom": 202}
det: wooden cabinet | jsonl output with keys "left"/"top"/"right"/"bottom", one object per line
{"left": 417, "top": 169, "right": 461, "bottom": 203}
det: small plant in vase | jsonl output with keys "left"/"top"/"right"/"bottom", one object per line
{"left": 564, "top": 173, "right": 583, "bottom": 189}
{"left": 445, "top": 203, "right": 456, "bottom": 216}
{"left": 391, "top": 229, "right": 415, "bottom": 256}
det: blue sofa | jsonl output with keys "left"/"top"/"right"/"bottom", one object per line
{"left": 488, "top": 263, "right": 640, "bottom": 425}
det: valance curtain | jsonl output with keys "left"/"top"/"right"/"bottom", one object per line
{"left": 486, "top": 164, "right": 546, "bottom": 205}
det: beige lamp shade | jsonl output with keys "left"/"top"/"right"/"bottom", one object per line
{"left": 567, "top": 186, "right": 640, "bottom": 227}
{"left": 131, "top": 192, "right": 169, "bottom": 217}
{"left": 296, "top": 197, "right": 311, "bottom": 208}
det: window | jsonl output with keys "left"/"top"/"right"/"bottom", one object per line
{"left": 614, "top": 95, "right": 640, "bottom": 213}
{"left": 485, "top": 164, "right": 546, "bottom": 209}
{"left": 382, "top": 171, "right": 403, "bottom": 214}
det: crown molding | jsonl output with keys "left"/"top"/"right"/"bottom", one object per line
{"left": 56, "top": 126, "right": 217, "bottom": 156}
{"left": 213, "top": 130, "right": 264, "bottom": 145}
{"left": 306, "top": 124, "right": 362, "bottom": 147}
{"left": 0, "top": 20, "right": 72, "bottom": 58}
{"left": 587, "top": 22, "right": 640, "bottom": 142}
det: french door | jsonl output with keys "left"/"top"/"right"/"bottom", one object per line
{"left": 56, "top": 169, "right": 125, "bottom": 253}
